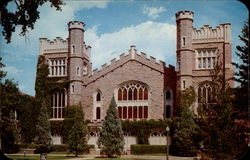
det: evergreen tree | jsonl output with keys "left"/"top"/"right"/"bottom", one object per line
{"left": 172, "top": 86, "right": 200, "bottom": 156}
{"left": 65, "top": 105, "right": 88, "bottom": 157}
{"left": 97, "top": 96, "right": 124, "bottom": 158}
{"left": 198, "top": 63, "right": 243, "bottom": 160}
{"left": 232, "top": 19, "right": 249, "bottom": 118}
{"left": 34, "top": 100, "right": 52, "bottom": 153}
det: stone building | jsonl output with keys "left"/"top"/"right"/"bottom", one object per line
{"left": 37, "top": 11, "right": 233, "bottom": 145}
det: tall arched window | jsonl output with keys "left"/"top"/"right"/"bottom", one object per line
{"left": 96, "top": 92, "right": 101, "bottom": 101}
{"left": 166, "top": 91, "right": 171, "bottom": 100}
{"left": 51, "top": 91, "right": 67, "bottom": 119}
{"left": 116, "top": 82, "right": 149, "bottom": 120}
{"left": 197, "top": 83, "right": 212, "bottom": 109}
{"left": 93, "top": 91, "right": 102, "bottom": 120}
{"left": 165, "top": 89, "right": 173, "bottom": 119}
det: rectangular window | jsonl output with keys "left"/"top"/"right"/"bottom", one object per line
{"left": 183, "top": 80, "right": 186, "bottom": 89}
{"left": 181, "top": 36, "right": 186, "bottom": 47}
{"left": 128, "top": 106, "right": 133, "bottom": 119}
{"left": 139, "top": 106, "right": 143, "bottom": 119}
{"left": 144, "top": 106, "right": 148, "bottom": 119}
{"left": 48, "top": 58, "right": 67, "bottom": 76}
{"left": 133, "top": 106, "right": 137, "bottom": 119}
{"left": 166, "top": 105, "right": 171, "bottom": 118}
{"left": 123, "top": 107, "right": 127, "bottom": 119}
{"left": 118, "top": 107, "right": 122, "bottom": 119}
{"left": 96, "top": 107, "right": 101, "bottom": 119}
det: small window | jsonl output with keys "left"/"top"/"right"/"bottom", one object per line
{"left": 118, "top": 107, "right": 122, "bottom": 119}
{"left": 96, "top": 107, "right": 101, "bottom": 119}
{"left": 118, "top": 89, "right": 122, "bottom": 100}
{"left": 166, "top": 91, "right": 171, "bottom": 100}
{"left": 183, "top": 80, "right": 186, "bottom": 89}
{"left": 133, "top": 106, "right": 137, "bottom": 119}
{"left": 128, "top": 106, "right": 133, "bottom": 119}
{"left": 182, "top": 36, "right": 186, "bottom": 46}
{"left": 76, "top": 67, "right": 80, "bottom": 76}
{"left": 123, "top": 107, "right": 127, "bottom": 119}
{"left": 71, "top": 45, "right": 75, "bottom": 54}
{"left": 166, "top": 105, "right": 171, "bottom": 118}
{"left": 72, "top": 85, "right": 74, "bottom": 93}
{"left": 96, "top": 92, "right": 101, "bottom": 101}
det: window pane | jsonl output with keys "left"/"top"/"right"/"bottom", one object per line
{"left": 62, "top": 108, "right": 65, "bottom": 118}
{"left": 133, "top": 88, "right": 137, "bottom": 100}
{"left": 198, "top": 87, "right": 202, "bottom": 103}
{"left": 118, "top": 107, "right": 122, "bottom": 119}
{"left": 62, "top": 93, "right": 65, "bottom": 107}
{"left": 208, "top": 58, "right": 211, "bottom": 68}
{"left": 133, "top": 107, "right": 137, "bottom": 119}
{"left": 139, "top": 106, "right": 143, "bottom": 119}
{"left": 123, "top": 89, "right": 127, "bottom": 100}
{"left": 96, "top": 107, "right": 101, "bottom": 119}
{"left": 166, "top": 105, "right": 171, "bottom": 118}
{"left": 139, "top": 88, "right": 143, "bottom": 100}
{"left": 198, "top": 58, "right": 202, "bottom": 68}
{"left": 166, "top": 91, "right": 171, "bottom": 100}
{"left": 96, "top": 92, "right": 101, "bottom": 101}
{"left": 118, "top": 89, "right": 122, "bottom": 100}
{"left": 144, "top": 88, "right": 148, "bottom": 100}
{"left": 207, "top": 87, "right": 211, "bottom": 103}
{"left": 123, "top": 107, "right": 127, "bottom": 119}
{"left": 203, "top": 87, "right": 206, "bottom": 103}
{"left": 203, "top": 58, "right": 206, "bottom": 68}
{"left": 128, "top": 89, "right": 132, "bottom": 100}
{"left": 59, "top": 93, "right": 61, "bottom": 107}
{"left": 58, "top": 108, "right": 62, "bottom": 118}
{"left": 128, "top": 106, "right": 133, "bottom": 119}
{"left": 144, "top": 106, "right": 148, "bottom": 119}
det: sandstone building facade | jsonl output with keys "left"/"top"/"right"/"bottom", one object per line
{"left": 38, "top": 11, "right": 233, "bottom": 144}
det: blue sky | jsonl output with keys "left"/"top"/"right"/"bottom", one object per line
{"left": 0, "top": 0, "right": 248, "bottom": 96}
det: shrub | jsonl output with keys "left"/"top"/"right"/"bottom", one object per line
{"left": 131, "top": 145, "right": 167, "bottom": 155}
{"left": 53, "top": 145, "right": 67, "bottom": 152}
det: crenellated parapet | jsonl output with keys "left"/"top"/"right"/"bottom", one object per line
{"left": 39, "top": 37, "right": 68, "bottom": 54}
{"left": 192, "top": 23, "right": 231, "bottom": 43}
{"left": 85, "top": 46, "right": 167, "bottom": 84}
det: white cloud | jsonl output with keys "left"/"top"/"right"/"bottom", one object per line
{"left": 85, "top": 21, "right": 176, "bottom": 69}
{"left": 142, "top": 5, "right": 166, "bottom": 19}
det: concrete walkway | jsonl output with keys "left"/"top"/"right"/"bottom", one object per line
{"left": 7, "top": 153, "right": 196, "bottom": 160}
{"left": 66, "top": 154, "right": 196, "bottom": 160}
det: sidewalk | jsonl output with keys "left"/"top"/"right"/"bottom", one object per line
{"left": 7, "top": 153, "right": 196, "bottom": 160}
{"left": 67, "top": 154, "right": 196, "bottom": 160}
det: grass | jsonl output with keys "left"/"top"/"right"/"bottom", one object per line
{"left": 85, "top": 159, "right": 152, "bottom": 160}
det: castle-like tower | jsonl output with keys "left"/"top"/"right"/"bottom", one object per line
{"left": 67, "top": 21, "right": 92, "bottom": 106}
{"left": 175, "top": 11, "right": 233, "bottom": 112}
{"left": 176, "top": 11, "right": 194, "bottom": 91}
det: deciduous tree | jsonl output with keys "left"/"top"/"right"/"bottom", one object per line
{"left": 0, "top": 0, "right": 63, "bottom": 43}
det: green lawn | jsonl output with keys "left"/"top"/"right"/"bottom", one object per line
{"left": 85, "top": 159, "right": 151, "bottom": 160}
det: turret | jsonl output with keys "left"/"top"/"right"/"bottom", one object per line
{"left": 68, "top": 21, "right": 85, "bottom": 105}
{"left": 176, "top": 11, "right": 194, "bottom": 90}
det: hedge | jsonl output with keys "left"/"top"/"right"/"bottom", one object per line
{"left": 131, "top": 144, "right": 168, "bottom": 155}
{"left": 53, "top": 144, "right": 95, "bottom": 153}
